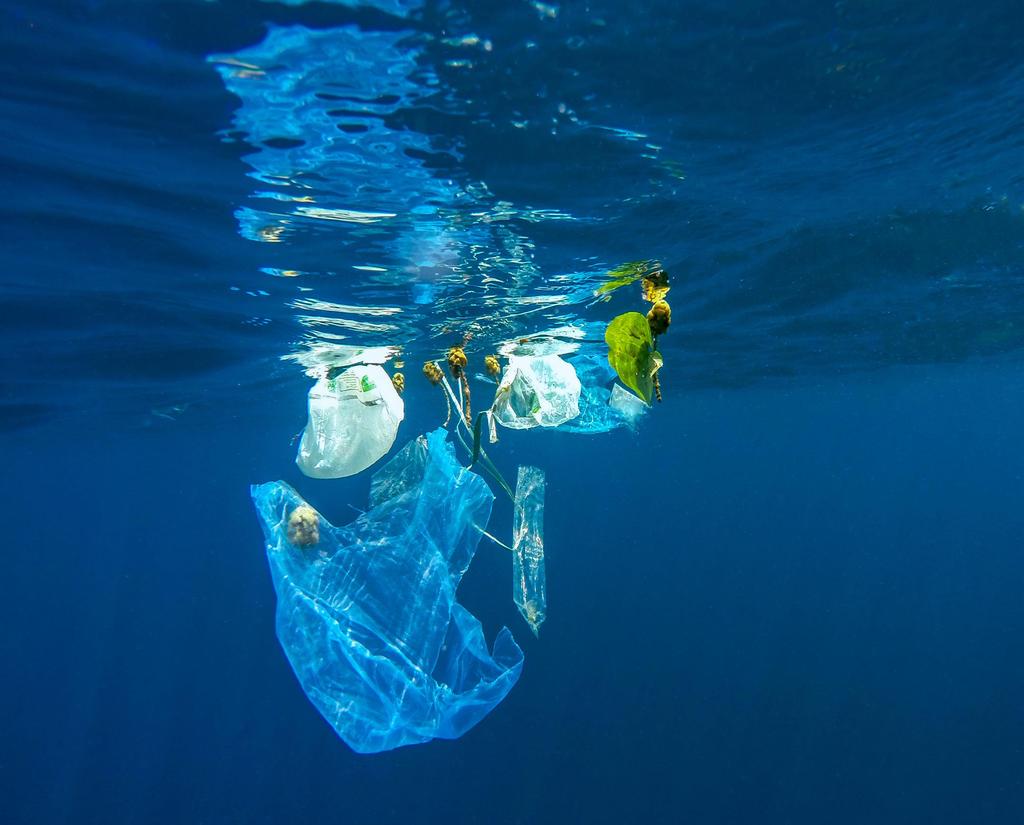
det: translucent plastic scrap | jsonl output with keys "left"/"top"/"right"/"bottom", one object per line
{"left": 561, "top": 351, "right": 648, "bottom": 434}
{"left": 367, "top": 433, "right": 427, "bottom": 508}
{"left": 608, "top": 383, "right": 647, "bottom": 431}
{"left": 492, "top": 354, "right": 581, "bottom": 430}
{"left": 252, "top": 428, "right": 524, "bottom": 754}
{"left": 512, "top": 465, "right": 547, "bottom": 636}
{"left": 561, "top": 352, "right": 617, "bottom": 434}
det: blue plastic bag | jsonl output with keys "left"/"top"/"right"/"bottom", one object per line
{"left": 561, "top": 352, "right": 647, "bottom": 434}
{"left": 251, "top": 428, "right": 523, "bottom": 753}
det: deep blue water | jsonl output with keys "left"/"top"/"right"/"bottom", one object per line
{"left": 3, "top": 1, "right": 1024, "bottom": 822}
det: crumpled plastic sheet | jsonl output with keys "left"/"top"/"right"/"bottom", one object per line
{"left": 608, "top": 383, "right": 648, "bottom": 428}
{"left": 561, "top": 351, "right": 647, "bottom": 434}
{"left": 252, "top": 428, "right": 524, "bottom": 753}
{"left": 492, "top": 354, "right": 582, "bottom": 429}
{"left": 512, "top": 466, "right": 547, "bottom": 636}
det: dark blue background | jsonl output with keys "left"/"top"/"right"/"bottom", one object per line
{"left": 5, "top": 364, "right": 1024, "bottom": 823}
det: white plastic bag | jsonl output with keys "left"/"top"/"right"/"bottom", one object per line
{"left": 296, "top": 364, "right": 405, "bottom": 479}
{"left": 492, "top": 354, "right": 581, "bottom": 430}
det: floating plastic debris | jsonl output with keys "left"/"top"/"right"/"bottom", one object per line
{"left": 560, "top": 352, "right": 647, "bottom": 434}
{"left": 492, "top": 354, "right": 581, "bottom": 429}
{"left": 295, "top": 364, "right": 404, "bottom": 478}
{"left": 608, "top": 384, "right": 647, "bottom": 430}
{"left": 252, "top": 429, "right": 524, "bottom": 754}
{"left": 512, "top": 465, "right": 547, "bottom": 636}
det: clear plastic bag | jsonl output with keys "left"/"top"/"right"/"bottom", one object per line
{"left": 296, "top": 364, "right": 404, "bottom": 478}
{"left": 491, "top": 354, "right": 581, "bottom": 430}
{"left": 253, "top": 429, "right": 523, "bottom": 754}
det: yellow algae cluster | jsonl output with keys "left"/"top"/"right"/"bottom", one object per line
{"left": 422, "top": 361, "right": 443, "bottom": 385}
{"left": 647, "top": 300, "right": 671, "bottom": 336}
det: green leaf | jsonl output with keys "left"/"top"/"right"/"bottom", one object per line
{"left": 469, "top": 412, "right": 485, "bottom": 468}
{"left": 605, "top": 312, "right": 661, "bottom": 404}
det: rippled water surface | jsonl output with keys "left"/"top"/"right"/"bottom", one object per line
{"left": 3, "top": 1, "right": 1024, "bottom": 823}
{"left": 5, "top": 0, "right": 1024, "bottom": 427}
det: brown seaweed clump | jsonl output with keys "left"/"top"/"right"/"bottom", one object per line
{"left": 446, "top": 346, "right": 471, "bottom": 425}
{"left": 647, "top": 300, "right": 671, "bottom": 336}
{"left": 484, "top": 354, "right": 501, "bottom": 379}
{"left": 391, "top": 372, "right": 405, "bottom": 394}
{"left": 287, "top": 505, "right": 320, "bottom": 548}
{"left": 446, "top": 346, "right": 468, "bottom": 375}
{"left": 422, "top": 361, "right": 443, "bottom": 385}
